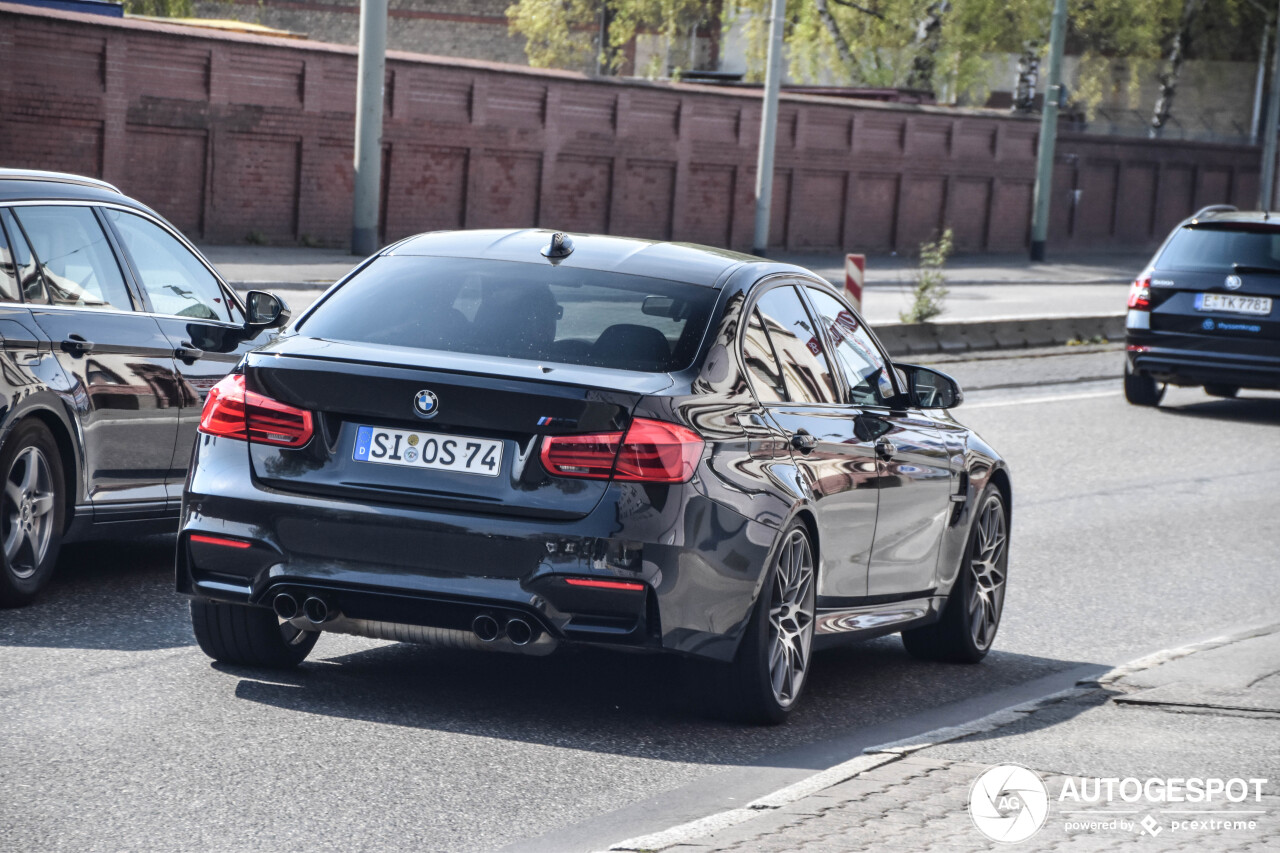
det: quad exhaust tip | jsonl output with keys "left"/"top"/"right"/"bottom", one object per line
{"left": 472, "top": 614, "right": 501, "bottom": 642}
{"left": 273, "top": 593, "right": 299, "bottom": 620}
{"left": 302, "top": 596, "right": 331, "bottom": 625}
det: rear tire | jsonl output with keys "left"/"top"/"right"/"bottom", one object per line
{"left": 695, "top": 523, "right": 816, "bottom": 725}
{"left": 1124, "top": 364, "right": 1164, "bottom": 407}
{"left": 1203, "top": 383, "right": 1239, "bottom": 398}
{"left": 902, "top": 486, "right": 1008, "bottom": 664}
{"left": 190, "top": 600, "right": 318, "bottom": 668}
{"left": 0, "top": 421, "right": 66, "bottom": 608}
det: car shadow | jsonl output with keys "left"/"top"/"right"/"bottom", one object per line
{"left": 219, "top": 636, "right": 1102, "bottom": 766}
{"left": 1157, "top": 393, "right": 1280, "bottom": 425}
{"left": 0, "top": 534, "right": 194, "bottom": 651}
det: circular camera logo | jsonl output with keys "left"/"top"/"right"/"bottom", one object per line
{"left": 969, "top": 765, "right": 1050, "bottom": 843}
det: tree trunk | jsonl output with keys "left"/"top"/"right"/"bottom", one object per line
{"left": 1013, "top": 42, "right": 1041, "bottom": 113}
{"left": 905, "top": 2, "right": 949, "bottom": 94}
{"left": 1150, "top": 0, "right": 1208, "bottom": 135}
{"left": 815, "top": 0, "right": 858, "bottom": 77}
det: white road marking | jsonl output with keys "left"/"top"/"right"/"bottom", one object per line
{"left": 964, "top": 389, "right": 1120, "bottom": 410}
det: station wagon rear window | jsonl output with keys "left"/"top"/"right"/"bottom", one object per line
{"left": 299, "top": 256, "right": 719, "bottom": 373}
{"left": 1158, "top": 225, "right": 1280, "bottom": 272}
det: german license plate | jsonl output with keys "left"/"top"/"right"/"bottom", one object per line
{"left": 353, "top": 426, "right": 502, "bottom": 477}
{"left": 1195, "top": 293, "right": 1273, "bottom": 316}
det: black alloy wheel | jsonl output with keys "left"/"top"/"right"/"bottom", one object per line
{"left": 190, "top": 600, "right": 319, "bottom": 668}
{"left": 697, "top": 522, "right": 817, "bottom": 724}
{"left": 0, "top": 421, "right": 65, "bottom": 607}
{"left": 1123, "top": 364, "right": 1165, "bottom": 407}
{"left": 902, "top": 486, "right": 1008, "bottom": 663}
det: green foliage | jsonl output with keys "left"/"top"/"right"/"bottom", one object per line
{"left": 123, "top": 0, "right": 195, "bottom": 16}
{"left": 899, "top": 228, "right": 952, "bottom": 325}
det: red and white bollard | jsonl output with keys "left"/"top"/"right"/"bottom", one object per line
{"left": 843, "top": 253, "right": 866, "bottom": 313}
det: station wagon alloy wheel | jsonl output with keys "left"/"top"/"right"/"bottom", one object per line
{"left": 4, "top": 446, "right": 56, "bottom": 579}
{"left": 968, "top": 493, "right": 1007, "bottom": 652}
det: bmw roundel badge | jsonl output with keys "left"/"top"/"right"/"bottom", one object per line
{"left": 413, "top": 389, "right": 439, "bottom": 419}
{"left": 1225, "top": 274, "right": 1243, "bottom": 290}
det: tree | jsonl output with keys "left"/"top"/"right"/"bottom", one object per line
{"left": 124, "top": 0, "right": 195, "bottom": 15}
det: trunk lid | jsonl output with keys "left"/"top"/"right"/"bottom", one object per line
{"left": 243, "top": 337, "right": 671, "bottom": 520}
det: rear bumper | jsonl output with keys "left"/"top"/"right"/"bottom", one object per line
{"left": 1126, "top": 334, "right": 1280, "bottom": 390}
{"left": 177, "top": 435, "right": 775, "bottom": 662}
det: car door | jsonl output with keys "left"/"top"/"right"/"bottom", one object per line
{"left": 804, "top": 285, "right": 959, "bottom": 597}
{"left": 99, "top": 206, "right": 272, "bottom": 499}
{"left": 7, "top": 204, "right": 183, "bottom": 510}
{"left": 749, "top": 283, "right": 880, "bottom": 600}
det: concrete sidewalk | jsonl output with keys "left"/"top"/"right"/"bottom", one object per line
{"left": 198, "top": 244, "right": 1143, "bottom": 327}
{"left": 604, "top": 624, "right": 1280, "bottom": 853}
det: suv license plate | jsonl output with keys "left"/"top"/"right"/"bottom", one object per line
{"left": 353, "top": 426, "right": 502, "bottom": 477}
{"left": 1195, "top": 293, "right": 1273, "bottom": 315}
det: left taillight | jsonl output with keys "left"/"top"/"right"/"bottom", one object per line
{"left": 540, "top": 417, "right": 703, "bottom": 484}
{"left": 198, "top": 374, "right": 314, "bottom": 448}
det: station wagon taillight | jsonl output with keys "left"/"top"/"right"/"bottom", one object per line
{"left": 540, "top": 418, "right": 703, "bottom": 483}
{"left": 1127, "top": 275, "right": 1152, "bottom": 310}
{"left": 198, "top": 374, "right": 314, "bottom": 448}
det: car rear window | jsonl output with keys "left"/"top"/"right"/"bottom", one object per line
{"left": 1158, "top": 226, "right": 1280, "bottom": 272}
{"left": 298, "top": 256, "right": 719, "bottom": 373}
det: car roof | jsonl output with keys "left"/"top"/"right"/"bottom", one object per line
{"left": 388, "top": 229, "right": 793, "bottom": 288}
{"left": 0, "top": 169, "right": 131, "bottom": 205}
{"left": 1181, "top": 207, "right": 1280, "bottom": 229}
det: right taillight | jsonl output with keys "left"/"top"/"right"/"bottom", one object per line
{"left": 1127, "top": 275, "right": 1152, "bottom": 310}
{"left": 540, "top": 417, "right": 703, "bottom": 484}
{"left": 198, "top": 374, "right": 314, "bottom": 448}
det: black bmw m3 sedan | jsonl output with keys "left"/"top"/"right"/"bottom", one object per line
{"left": 179, "top": 229, "right": 1012, "bottom": 723}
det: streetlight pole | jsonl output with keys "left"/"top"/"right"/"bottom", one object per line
{"left": 1259, "top": 0, "right": 1280, "bottom": 210}
{"left": 351, "top": 0, "right": 388, "bottom": 256}
{"left": 752, "top": 0, "right": 787, "bottom": 257}
{"left": 1029, "top": 0, "right": 1068, "bottom": 262}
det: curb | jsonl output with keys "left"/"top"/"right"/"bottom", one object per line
{"left": 877, "top": 314, "right": 1126, "bottom": 357}
{"left": 601, "top": 622, "right": 1280, "bottom": 853}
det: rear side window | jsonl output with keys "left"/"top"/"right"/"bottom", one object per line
{"left": 1, "top": 209, "right": 47, "bottom": 303}
{"left": 1158, "top": 226, "right": 1280, "bottom": 272}
{"left": 299, "top": 256, "right": 719, "bottom": 373}
{"left": 752, "top": 286, "right": 839, "bottom": 404}
{"left": 0, "top": 215, "right": 19, "bottom": 302}
{"left": 742, "top": 308, "right": 787, "bottom": 403}
{"left": 12, "top": 206, "right": 133, "bottom": 311}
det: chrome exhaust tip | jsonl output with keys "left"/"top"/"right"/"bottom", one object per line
{"left": 302, "top": 596, "right": 331, "bottom": 625}
{"left": 272, "top": 593, "right": 299, "bottom": 620}
{"left": 472, "top": 614, "right": 501, "bottom": 642}
{"left": 505, "top": 617, "right": 535, "bottom": 646}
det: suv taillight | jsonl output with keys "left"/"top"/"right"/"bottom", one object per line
{"left": 198, "top": 374, "right": 314, "bottom": 448}
{"left": 1127, "top": 275, "right": 1152, "bottom": 310}
{"left": 540, "top": 418, "right": 703, "bottom": 484}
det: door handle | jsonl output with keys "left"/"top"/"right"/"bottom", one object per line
{"left": 173, "top": 341, "right": 205, "bottom": 363}
{"left": 60, "top": 335, "right": 95, "bottom": 356}
{"left": 790, "top": 430, "right": 818, "bottom": 454}
{"left": 875, "top": 438, "right": 896, "bottom": 459}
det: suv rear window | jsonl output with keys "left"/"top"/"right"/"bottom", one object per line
{"left": 299, "top": 256, "right": 719, "bottom": 373}
{"left": 1158, "top": 225, "right": 1280, "bottom": 272}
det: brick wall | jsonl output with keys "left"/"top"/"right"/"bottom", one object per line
{"left": 0, "top": 4, "right": 1263, "bottom": 254}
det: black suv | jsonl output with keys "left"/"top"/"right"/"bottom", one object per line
{"left": 0, "top": 169, "right": 289, "bottom": 605}
{"left": 1125, "top": 205, "right": 1280, "bottom": 405}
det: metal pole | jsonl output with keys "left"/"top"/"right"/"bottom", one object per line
{"left": 351, "top": 0, "right": 388, "bottom": 256}
{"left": 752, "top": 0, "right": 786, "bottom": 257}
{"left": 1251, "top": 21, "right": 1270, "bottom": 144}
{"left": 1029, "top": 0, "right": 1068, "bottom": 262}
{"left": 1260, "top": 0, "right": 1280, "bottom": 209}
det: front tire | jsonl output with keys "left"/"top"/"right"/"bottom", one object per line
{"left": 1124, "top": 364, "right": 1165, "bottom": 407}
{"left": 0, "top": 421, "right": 66, "bottom": 608}
{"left": 698, "top": 523, "right": 816, "bottom": 725}
{"left": 190, "top": 600, "right": 318, "bottom": 668}
{"left": 902, "top": 486, "right": 1008, "bottom": 663}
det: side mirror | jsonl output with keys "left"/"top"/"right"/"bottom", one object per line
{"left": 245, "top": 290, "right": 291, "bottom": 329}
{"left": 895, "top": 363, "right": 963, "bottom": 409}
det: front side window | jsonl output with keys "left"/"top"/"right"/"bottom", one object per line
{"left": 752, "top": 286, "right": 839, "bottom": 404}
{"left": 11, "top": 206, "right": 133, "bottom": 311}
{"left": 805, "top": 287, "right": 893, "bottom": 407}
{"left": 105, "top": 209, "right": 233, "bottom": 322}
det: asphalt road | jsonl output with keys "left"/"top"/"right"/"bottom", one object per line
{"left": 2, "top": 355, "right": 1278, "bottom": 853}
